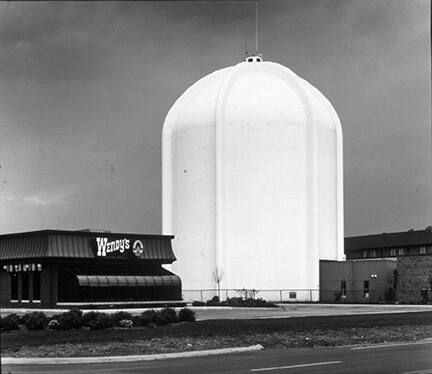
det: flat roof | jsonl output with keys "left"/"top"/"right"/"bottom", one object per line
{"left": 345, "top": 229, "right": 432, "bottom": 251}
{"left": 0, "top": 229, "right": 174, "bottom": 239}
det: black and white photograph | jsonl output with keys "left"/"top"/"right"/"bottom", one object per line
{"left": 1, "top": 1, "right": 431, "bottom": 373}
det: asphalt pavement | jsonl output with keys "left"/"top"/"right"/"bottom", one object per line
{"left": 194, "top": 303, "right": 432, "bottom": 320}
{"left": 3, "top": 340, "right": 432, "bottom": 374}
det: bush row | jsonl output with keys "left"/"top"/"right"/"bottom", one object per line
{"left": 192, "top": 296, "right": 277, "bottom": 308}
{"left": 0, "top": 308, "right": 195, "bottom": 331}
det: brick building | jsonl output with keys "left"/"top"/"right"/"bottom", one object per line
{"left": 342, "top": 227, "right": 432, "bottom": 303}
{"left": 397, "top": 255, "right": 432, "bottom": 303}
{"left": 345, "top": 228, "right": 432, "bottom": 260}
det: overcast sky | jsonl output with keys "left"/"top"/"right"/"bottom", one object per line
{"left": 0, "top": 0, "right": 430, "bottom": 236}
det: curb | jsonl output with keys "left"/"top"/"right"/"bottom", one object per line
{"left": 2, "top": 344, "right": 264, "bottom": 365}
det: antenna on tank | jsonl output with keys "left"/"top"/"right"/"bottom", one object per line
{"left": 243, "top": 1, "right": 262, "bottom": 62}
{"left": 255, "top": 1, "right": 259, "bottom": 54}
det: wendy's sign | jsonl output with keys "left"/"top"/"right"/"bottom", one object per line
{"left": 95, "top": 237, "right": 144, "bottom": 258}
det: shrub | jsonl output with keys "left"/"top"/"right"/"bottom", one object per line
{"left": 55, "top": 309, "right": 83, "bottom": 330}
{"left": 111, "top": 311, "right": 134, "bottom": 326}
{"left": 82, "top": 311, "right": 100, "bottom": 327}
{"left": 192, "top": 301, "right": 206, "bottom": 306}
{"left": 88, "top": 313, "right": 114, "bottom": 330}
{"left": 141, "top": 309, "right": 164, "bottom": 326}
{"left": 25, "top": 312, "right": 48, "bottom": 330}
{"left": 206, "top": 296, "right": 220, "bottom": 306}
{"left": 178, "top": 308, "right": 196, "bottom": 322}
{"left": 119, "top": 319, "right": 133, "bottom": 328}
{"left": 222, "top": 297, "right": 243, "bottom": 306}
{"left": 132, "top": 312, "right": 153, "bottom": 327}
{"left": 1, "top": 314, "right": 20, "bottom": 331}
{"left": 48, "top": 319, "right": 61, "bottom": 330}
{"left": 18, "top": 314, "right": 28, "bottom": 325}
{"left": 160, "top": 308, "right": 178, "bottom": 324}
{"left": 149, "top": 310, "right": 169, "bottom": 327}
{"left": 220, "top": 297, "right": 276, "bottom": 308}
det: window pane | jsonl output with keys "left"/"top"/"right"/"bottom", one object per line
{"left": 363, "top": 280, "right": 369, "bottom": 298}
{"left": 341, "top": 280, "right": 346, "bottom": 296}
{"left": 33, "top": 271, "right": 41, "bottom": 301}
{"left": 22, "top": 272, "right": 30, "bottom": 300}
{"left": 11, "top": 273, "right": 18, "bottom": 300}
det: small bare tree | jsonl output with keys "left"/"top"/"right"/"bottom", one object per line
{"left": 212, "top": 267, "right": 224, "bottom": 299}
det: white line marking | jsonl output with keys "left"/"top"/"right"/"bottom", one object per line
{"left": 250, "top": 361, "right": 342, "bottom": 372}
{"left": 401, "top": 369, "right": 432, "bottom": 374}
{"left": 351, "top": 340, "right": 432, "bottom": 350}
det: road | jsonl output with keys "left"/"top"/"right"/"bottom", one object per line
{"left": 3, "top": 341, "right": 432, "bottom": 374}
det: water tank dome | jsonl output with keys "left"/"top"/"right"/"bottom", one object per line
{"left": 162, "top": 58, "right": 344, "bottom": 301}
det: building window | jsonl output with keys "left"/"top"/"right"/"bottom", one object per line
{"left": 341, "top": 280, "right": 347, "bottom": 297}
{"left": 363, "top": 250, "right": 367, "bottom": 258}
{"left": 371, "top": 250, "right": 376, "bottom": 257}
{"left": 10, "top": 273, "right": 18, "bottom": 301}
{"left": 363, "top": 281, "right": 369, "bottom": 298}
{"left": 22, "top": 272, "right": 30, "bottom": 302}
{"left": 33, "top": 271, "right": 41, "bottom": 301}
{"left": 420, "top": 246, "right": 426, "bottom": 255}
{"left": 390, "top": 248, "right": 396, "bottom": 256}
{"left": 398, "top": 248, "right": 404, "bottom": 256}
{"left": 289, "top": 292, "right": 297, "bottom": 299}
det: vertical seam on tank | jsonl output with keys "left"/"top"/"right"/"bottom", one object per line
{"left": 303, "top": 83, "right": 344, "bottom": 263}
{"left": 279, "top": 70, "right": 320, "bottom": 292}
{"left": 162, "top": 90, "right": 185, "bottom": 243}
{"left": 304, "top": 82, "right": 320, "bottom": 291}
{"left": 329, "top": 107, "right": 344, "bottom": 260}
{"left": 214, "top": 63, "right": 241, "bottom": 286}
{"left": 162, "top": 130, "right": 171, "bottom": 235}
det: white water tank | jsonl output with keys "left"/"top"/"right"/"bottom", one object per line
{"left": 162, "top": 56, "right": 343, "bottom": 301}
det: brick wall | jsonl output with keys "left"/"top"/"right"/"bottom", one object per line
{"left": 397, "top": 256, "right": 432, "bottom": 303}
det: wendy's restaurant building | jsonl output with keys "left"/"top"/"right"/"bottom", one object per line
{"left": 0, "top": 230, "right": 182, "bottom": 308}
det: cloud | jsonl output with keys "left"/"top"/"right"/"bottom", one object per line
{"left": 0, "top": 0, "right": 429, "bottom": 236}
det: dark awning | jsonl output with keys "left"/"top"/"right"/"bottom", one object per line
{"left": 76, "top": 275, "right": 181, "bottom": 287}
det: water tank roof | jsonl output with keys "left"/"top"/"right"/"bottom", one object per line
{"left": 163, "top": 59, "right": 341, "bottom": 133}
